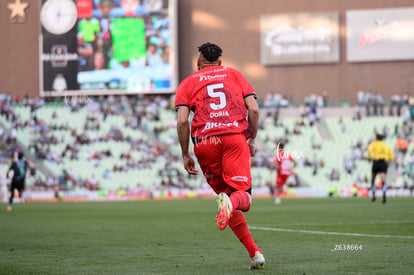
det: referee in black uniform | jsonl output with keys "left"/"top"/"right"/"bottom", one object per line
{"left": 367, "top": 134, "right": 394, "bottom": 203}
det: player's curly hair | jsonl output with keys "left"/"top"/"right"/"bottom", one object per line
{"left": 198, "top": 42, "right": 223, "bottom": 62}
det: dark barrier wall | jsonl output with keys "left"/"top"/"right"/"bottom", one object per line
{"left": 1, "top": 0, "right": 414, "bottom": 102}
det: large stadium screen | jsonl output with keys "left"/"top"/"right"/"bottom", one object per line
{"left": 346, "top": 7, "right": 414, "bottom": 63}
{"left": 40, "top": 0, "right": 177, "bottom": 96}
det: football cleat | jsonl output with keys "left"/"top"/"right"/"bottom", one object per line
{"left": 215, "top": 193, "right": 232, "bottom": 230}
{"left": 250, "top": 251, "right": 266, "bottom": 270}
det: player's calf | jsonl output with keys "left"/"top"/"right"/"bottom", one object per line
{"left": 230, "top": 191, "right": 251, "bottom": 211}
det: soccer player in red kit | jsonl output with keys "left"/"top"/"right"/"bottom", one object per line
{"left": 175, "top": 42, "right": 265, "bottom": 269}
{"left": 273, "top": 142, "right": 294, "bottom": 204}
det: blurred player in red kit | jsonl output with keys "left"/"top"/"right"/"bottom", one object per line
{"left": 273, "top": 142, "right": 294, "bottom": 204}
{"left": 175, "top": 42, "right": 265, "bottom": 269}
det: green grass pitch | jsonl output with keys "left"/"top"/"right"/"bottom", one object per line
{"left": 1, "top": 197, "right": 414, "bottom": 274}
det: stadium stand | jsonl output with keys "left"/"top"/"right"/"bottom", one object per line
{"left": 0, "top": 93, "right": 413, "bottom": 200}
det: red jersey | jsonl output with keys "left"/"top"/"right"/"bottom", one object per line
{"left": 274, "top": 151, "right": 293, "bottom": 176}
{"left": 175, "top": 66, "right": 256, "bottom": 140}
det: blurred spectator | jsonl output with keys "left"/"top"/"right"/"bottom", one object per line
{"left": 87, "top": 174, "right": 99, "bottom": 190}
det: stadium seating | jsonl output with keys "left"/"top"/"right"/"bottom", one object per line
{"left": 260, "top": 112, "right": 407, "bottom": 189}
{"left": 1, "top": 95, "right": 412, "bottom": 197}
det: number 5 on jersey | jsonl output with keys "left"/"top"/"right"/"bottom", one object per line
{"left": 207, "top": 83, "right": 226, "bottom": 110}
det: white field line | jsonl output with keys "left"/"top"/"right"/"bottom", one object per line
{"left": 255, "top": 220, "right": 414, "bottom": 226}
{"left": 249, "top": 226, "right": 414, "bottom": 239}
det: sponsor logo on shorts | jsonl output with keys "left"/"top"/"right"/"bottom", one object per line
{"left": 231, "top": 176, "right": 248, "bottom": 182}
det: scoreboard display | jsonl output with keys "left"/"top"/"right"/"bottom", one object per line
{"left": 40, "top": 0, "right": 177, "bottom": 96}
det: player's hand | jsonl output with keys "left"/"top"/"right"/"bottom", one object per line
{"left": 183, "top": 154, "right": 199, "bottom": 175}
{"left": 247, "top": 138, "right": 256, "bottom": 156}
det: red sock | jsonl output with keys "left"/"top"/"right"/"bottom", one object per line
{"left": 230, "top": 191, "right": 251, "bottom": 211}
{"left": 228, "top": 210, "right": 261, "bottom": 257}
{"left": 275, "top": 187, "right": 281, "bottom": 197}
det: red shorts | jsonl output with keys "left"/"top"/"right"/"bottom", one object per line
{"left": 276, "top": 174, "right": 289, "bottom": 187}
{"left": 194, "top": 133, "right": 251, "bottom": 194}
